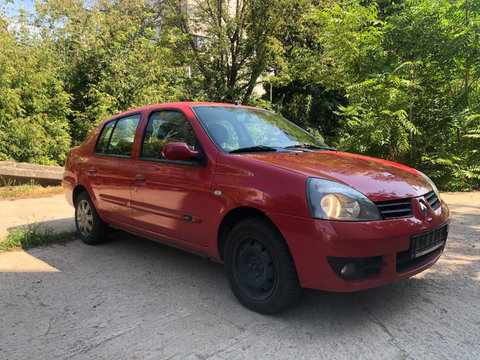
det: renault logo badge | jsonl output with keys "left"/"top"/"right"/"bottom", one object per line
{"left": 419, "top": 201, "right": 428, "bottom": 217}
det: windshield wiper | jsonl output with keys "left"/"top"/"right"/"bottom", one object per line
{"left": 284, "top": 144, "right": 337, "bottom": 151}
{"left": 229, "top": 145, "right": 277, "bottom": 154}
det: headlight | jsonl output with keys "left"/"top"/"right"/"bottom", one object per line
{"left": 418, "top": 171, "right": 441, "bottom": 199}
{"left": 307, "top": 178, "right": 382, "bottom": 221}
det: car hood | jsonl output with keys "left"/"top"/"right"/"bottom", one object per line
{"left": 241, "top": 151, "right": 432, "bottom": 202}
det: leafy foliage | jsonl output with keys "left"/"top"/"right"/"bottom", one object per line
{"left": 158, "top": 0, "right": 309, "bottom": 103}
{"left": 0, "top": 0, "right": 478, "bottom": 190}
{"left": 0, "top": 223, "right": 75, "bottom": 252}
{"left": 36, "top": 0, "right": 184, "bottom": 143}
{"left": 270, "top": 0, "right": 480, "bottom": 190}
{"left": 0, "top": 14, "right": 71, "bottom": 164}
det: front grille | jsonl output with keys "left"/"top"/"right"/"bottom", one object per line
{"left": 424, "top": 190, "right": 441, "bottom": 210}
{"left": 375, "top": 198, "right": 413, "bottom": 219}
{"left": 396, "top": 223, "right": 448, "bottom": 272}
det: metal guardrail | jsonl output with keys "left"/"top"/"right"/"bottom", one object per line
{"left": 0, "top": 161, "right": 63, "bottom": 186}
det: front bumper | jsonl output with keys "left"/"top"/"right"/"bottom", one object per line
{"left": 268, "top": 198, "right": 450, "bottom": 292}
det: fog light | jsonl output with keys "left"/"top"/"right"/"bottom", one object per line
{"left": 340, "top": 263, "right": 356, "bottom": 277}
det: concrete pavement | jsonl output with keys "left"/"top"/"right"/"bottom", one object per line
{"left": 0, "top": 192, "right": 479, "bottom": 359}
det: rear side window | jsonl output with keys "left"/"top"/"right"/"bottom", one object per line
{"left": 95, "top": 114, "right": 141, "bottom": 157}
{"left": 141, "top": 111, "right": 196, "bottom": 160}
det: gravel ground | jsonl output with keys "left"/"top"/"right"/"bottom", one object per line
{"left": 0, "top": 192, "right": 479, "bottom": 359}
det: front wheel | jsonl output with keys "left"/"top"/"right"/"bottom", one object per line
{"left": 75, "top": 191, "right": 109, "bottom": 245}
{"left": 224, "top": 218, "right": 302, "bottom": 314}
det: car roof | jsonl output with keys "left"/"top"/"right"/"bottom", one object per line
{"left": 109, "top": 102, "right": 255, "bottom": 120}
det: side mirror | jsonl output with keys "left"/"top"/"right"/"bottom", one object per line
{"left": 162, "top": 142, "right": 199, "bottom": 161}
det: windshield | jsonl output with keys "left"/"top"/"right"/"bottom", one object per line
{"left": 191, "top": 105, "right": 329, "bottom": 153}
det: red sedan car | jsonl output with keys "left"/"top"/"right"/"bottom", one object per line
{"left": 63, "top": 102, "right": 450, "bottom": 313}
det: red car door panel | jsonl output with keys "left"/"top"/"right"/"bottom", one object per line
{"left": 88, "top": 156, "right": 136, "bottom": 223}
{"left": 131, "top": 162, "right": 214, "bottom": 246}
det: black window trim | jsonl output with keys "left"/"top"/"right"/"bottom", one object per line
{"left": 93, "top": 112, "right": 142, "bottom": 158}
{"left": 138, "top": 108, "right": 204, "bottom": 167}
{"left": 139, "top": 156, "right": 198, "bottom": 167}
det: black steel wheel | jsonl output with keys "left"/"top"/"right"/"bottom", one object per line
{"left": 235, "top": 238, "right": 276, "bottom": 301}
{"left": 75, "top": 191, "right": 109, "bottom": 244}
{"left": 224, "top": 218, "right": 301, "bottom": 314}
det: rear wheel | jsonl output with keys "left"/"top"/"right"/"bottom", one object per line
{"left": 224, "top": 218, "right": 302, "bottom": 314}
{"left": 75, "top": 191, "right": 109, "bottom": 244}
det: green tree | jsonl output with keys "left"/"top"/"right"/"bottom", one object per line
{"left": 271, "top": 0, "right": 480, "bottom": 190}
{"left": 37, "top": 0, "right": 183, "bottom": 143}
{"left": 0, "top": 13, "right": 71, "bottom": 165}
{"left": 160, "top": 0, "right": 308, "bottom": 104}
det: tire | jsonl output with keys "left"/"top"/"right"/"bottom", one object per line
{"left": 75, "top": 191, "right": 109, "bottom": 245}
{"left": 224, "top": 218, "right": 302, "bottom": 314}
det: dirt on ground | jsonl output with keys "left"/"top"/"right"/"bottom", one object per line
{"left": 0, "top": 192, "right": 479, "bottom": 359}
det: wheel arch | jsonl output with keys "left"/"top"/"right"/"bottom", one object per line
{"left": 217, "top": 206, "right": 278, "bottom": 260}
{"left": 73, "top": 184, "right": 88, "bottom": 206}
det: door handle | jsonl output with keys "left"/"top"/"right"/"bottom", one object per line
{"left": 134, "top": 174, "right": 146, "bottom": 185}
{"left": 89, "top": 167, "right": 97, "bottom": 176}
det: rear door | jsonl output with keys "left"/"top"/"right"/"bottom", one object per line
{"left": 88, "top": 113, "right": 141, "bottom": 224}
{"left": 131, "top": 110, "right": 215, "bottom": 246}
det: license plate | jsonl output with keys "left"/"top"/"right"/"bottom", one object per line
{"left": 410, "top": 224, "right": 448, "bottom": 258}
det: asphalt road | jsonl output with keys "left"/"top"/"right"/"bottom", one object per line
{"left": 0, "top": 192, "right": 479, "bottom": 359}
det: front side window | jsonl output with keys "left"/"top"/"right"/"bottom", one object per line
{"left": 141, "top": 111, "right": 196, "bottom": 160}
{"left": 95, "top": 114, "right": 141, "bottom": 157}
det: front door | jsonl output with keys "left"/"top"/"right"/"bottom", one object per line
{"left": 131, "top": 110, "right": 215, "bottom": 246}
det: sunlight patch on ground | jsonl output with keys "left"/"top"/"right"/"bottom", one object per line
{"left": 442, "top": 254, "right": 480, "bottom": 261}
{"left": 0, "top": 251, "right": 59, "bottom": 272}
